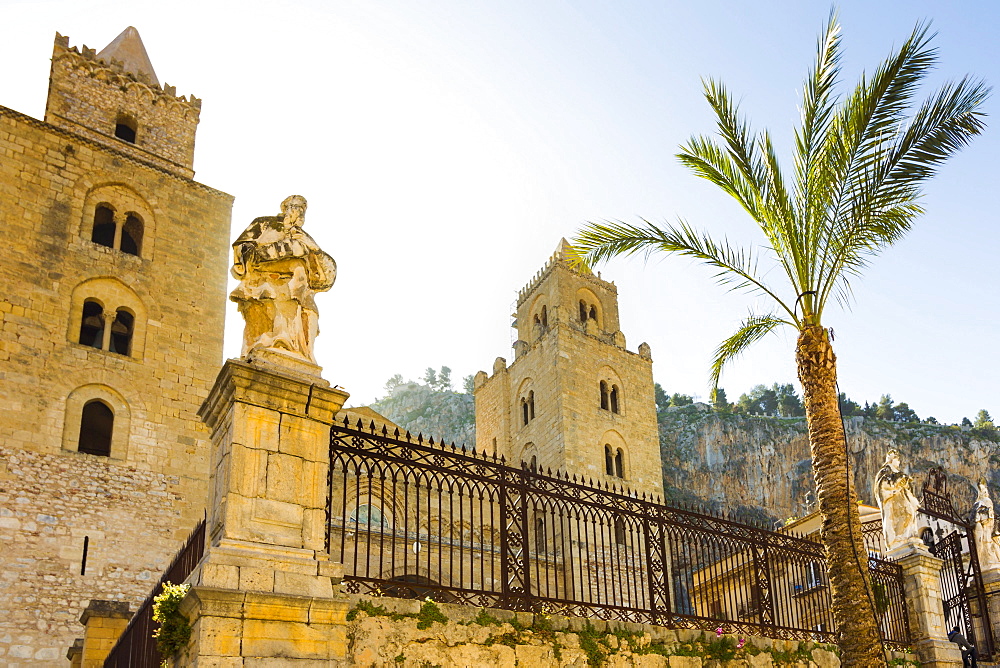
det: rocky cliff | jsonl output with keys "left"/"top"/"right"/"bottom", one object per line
{"left": 659, "top": 404, "right": 1000, "bottom": 524}
{"left": 365, "top": 383, "right": 999, "bottom": 524}
{"left": 368, "top": 382, "right": 476, "bottom": 449}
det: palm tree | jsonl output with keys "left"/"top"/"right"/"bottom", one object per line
{"left": 574, "top": 14, "right": 987, "bottom": 666}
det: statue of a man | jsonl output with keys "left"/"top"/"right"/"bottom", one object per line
{"left": 971, "top": 480, "right": 1000, "bottom": 569}
{"left": 874, "top": 449, "right": 921, "bottom": 551}
{"left": 230, "top": 195, "right": 336, "bottom": 363}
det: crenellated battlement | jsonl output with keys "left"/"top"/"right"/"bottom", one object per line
{"left": 517, "top": 238, "right": 616, "bottom": 307}
{"left": 45, "top": 28, "right": 203, "bottom": 177}
{"left": 52, "top": 32, "right": 201, "bottom": 112}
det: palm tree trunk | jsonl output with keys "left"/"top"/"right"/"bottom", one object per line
{"left": 796, "top": 325, "right": 886, "bottom": 667}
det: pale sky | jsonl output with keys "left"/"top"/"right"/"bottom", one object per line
{"left": 4, "top": 0, "right": 998, "bottom": 424}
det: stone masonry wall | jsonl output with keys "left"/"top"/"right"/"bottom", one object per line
{"left": 0, "top": 446, "right": 202, "bottom": 664}
{"left": 0, "top": 95, "right": 231, "bottom": 664}
{"left": 341, "top": 594, "right": 914, "bottom": 668}
{"left": 45, "top": 34, "right": 201, "bottom": 176}
{"left": 475, "top": 255, "right": 663, "bottom": 497}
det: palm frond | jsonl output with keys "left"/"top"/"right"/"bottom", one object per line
{"left": 574, "top": 219, "right": 798, "bottom": 322}
{"left": 710, "top": 313, "right": 792, "bottom": 388}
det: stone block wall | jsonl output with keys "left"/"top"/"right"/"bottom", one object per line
{"left": 0, "top": 82, "right": 231, "bottom": 662}
{"left": 45, "top": 34, "right": 201, "bottom": 177}
{"left": 340, "top": 594, "right": 917, "bottom": 668}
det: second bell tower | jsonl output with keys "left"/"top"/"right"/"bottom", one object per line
{"left": 474, "top": 239, "right": 664, "bottom": 497}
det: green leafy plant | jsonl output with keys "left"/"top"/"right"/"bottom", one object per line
{"left": 415, "top": 599, "right": 448, "bottom": 630}
{"left": 151, "top": 582, "right": 191, "bottom": 667}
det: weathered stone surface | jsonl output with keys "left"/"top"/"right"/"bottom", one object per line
{"left": 0, "top": 27, "right": 233, "bottom": 663}
{"left": 474, "top": 241, "right": 664, "bottom": 498}
{"left": 658, "top": 407, "right": 1000, "bottom": 522}
{"left": 328, "top": 595, "right": 857, "bottom": 668}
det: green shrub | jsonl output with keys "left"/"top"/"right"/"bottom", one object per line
{"left": 151, "top": 582, "right": 191, "bottom": 668}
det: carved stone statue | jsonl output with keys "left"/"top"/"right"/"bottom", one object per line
{"left": 230, "top": 195, "right": 336, "bottom": 364}
{"left": 971, "top": 480, "right": 1000, "bottom": 569}
{"left": 874, "top": 449, "right": 921, "bottom": 551}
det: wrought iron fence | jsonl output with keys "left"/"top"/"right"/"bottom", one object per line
{"left": 103, "top": 517, "right": 206, "bottom": 668}
{"left": 327, "top": 419, "right": 910, "bottom": 647}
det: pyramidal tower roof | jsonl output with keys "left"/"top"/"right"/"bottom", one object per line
{"left": 554, "top": 237, "right": 591, "bottom": 274}
{"left": 518, "top": 238, "right": 597, "bottom": 304}
{"left": 97, "top": 26, "right": 158, "bottom": 86}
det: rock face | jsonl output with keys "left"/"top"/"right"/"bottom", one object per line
{"left": 659, "top": 404, "right": 1000, "bottom": 523}
{"left": 369, "top": 382, "right": 476, "bottom": 448}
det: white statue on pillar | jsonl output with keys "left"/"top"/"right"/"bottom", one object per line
{"left": 874, "top": 449, "right": 922, "bottom": 551}
{"left": 230, "top": 195, "right": 336, "bottom": 365}
{"left": 971, "top": 480, "right": 1000, "bottom": 570}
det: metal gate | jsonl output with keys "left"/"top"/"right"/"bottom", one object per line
{"left": 921, "top": 468, "right": 995, "bottom": 660}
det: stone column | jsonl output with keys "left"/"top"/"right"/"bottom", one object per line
{"left": 78, "top": 600, "right": 131, "bottom": 668}
{"left": 982, "top": 567, "right": 1000, "bottom": 649}
{"left": 893, "top": 545, "right": 962, "bottom": 667}
{"left": 177, "top": 359, "right": 352, "bottom": 666}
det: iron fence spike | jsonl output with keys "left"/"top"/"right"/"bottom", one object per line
{"left": 393, "top": 427, "right": 400, "bottom": 438}
{"left": 405, "top": 430, "right": 411, "bottom": 441}
{"left": 418, "top": 433, "right": 423, "bottom": 444}
{"left": 428, "top": 436, "right": 435, "bottom": 445}
{"left": 381, "top": 424, "right": 388, "bottom": 435}
{"left": 369, "top": 420, "right": 376, "bottom": 432}
{"left": 356, "top": 417, "right": 364, "bottom": 429}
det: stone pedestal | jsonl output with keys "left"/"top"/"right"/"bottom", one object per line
{"left": 176, "top": 359, "right": 351, "bottom": 666}
{"left": 894, "top": 546, "right": 962, "bottom": 667}
{"left": 78, "top": 600, "right": 131, "bottom": 668}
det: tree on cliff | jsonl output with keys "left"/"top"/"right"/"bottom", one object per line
{"left": 573, "top": 14, "right": 987, "bottom": 666}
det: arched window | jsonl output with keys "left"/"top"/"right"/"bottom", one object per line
{"left": 114, "top": 114, "right": 137, "bottom": 143}
{"left": 535, "top": 516, "right": 546, "bottom": 553}
{"left": 610, "top": 385, "right": 620, "bottom": 414}
{"left": 614, "top": 448, "right": 625, "bottom": 478}
{"left": 579, "top": 300, "right": 588, "bottom": 322}
{"left": 78, "top": 400, "right": 113, "bottom": 456}
{"left": 109, "top": 309, "right": 134, "bottom": 355}
{"left": 529, "top": 455, "right": 538, "bottom": 472}
{"left": 528, "top": 391, "right": 535, "bottom": 420}
{"left": 605, "top": 445, "right": 614, "bottom": 476}
{"left": 521, "top": 398, "right": 529, "bottom": 426}
{"left": 84, "top": 185, "right": 155, "bottom": 258}
{"left": 533, "top": 314, "right": 540, "bottom": 325}
{"left": 349, "top": 504, "right": 387, "bottom": 529}
{"left": 589, "top": 305, "right": 598, "bottom": 323}
{"left": 92, "top": 205, "right": 116, "bottom": 248}
{"left": 120, "top": 214, "right": 143, "bottom": 256}
{"left": 541, "top": 306, "right": 548, "bottom": 328}
{"left": 79, "top": 300, "right": 105, "bottom": 349}
{"left": 600, "top": 381, "right": 609, "bottom": 410}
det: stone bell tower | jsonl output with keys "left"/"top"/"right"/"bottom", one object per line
{"left": 0, "top": 27, "right": 232, "bottom": 663}
{"left": 474, "top": 239, "right": 664, "bottom": 497}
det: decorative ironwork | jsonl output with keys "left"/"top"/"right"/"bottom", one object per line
{"left": 861, "top": 519, "right": 887, "bottom": 555}
{"left": 103, "top": 517, "right": 206, "bottom": 668}
{"left": 922, "top": 467, "right": 964, "bottom": 525}
{"left": 930, "top": 529, "right": 996, "bottom": 660}
{"left": 868, "top": 556, "right": 911, "bottom": 652}
{"left": 328, "top": 418, "right": 911, "bottom": 647}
